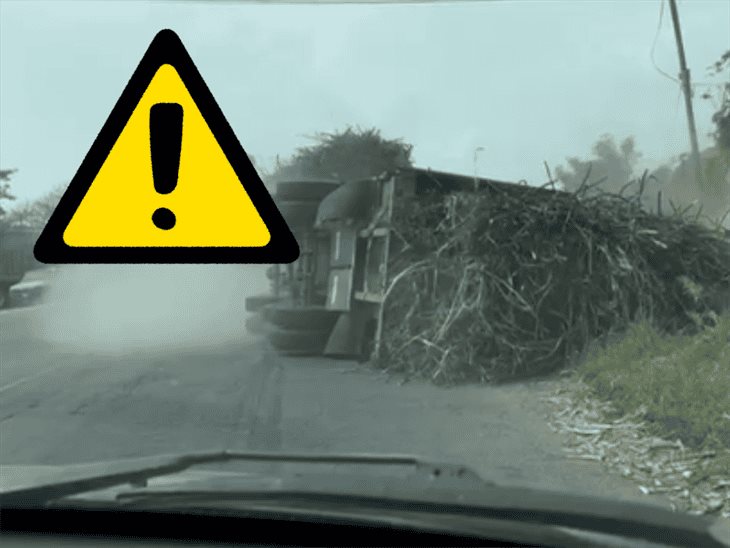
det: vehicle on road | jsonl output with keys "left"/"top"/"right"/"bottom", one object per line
{"left": 0, "top": 227, "right": 40, "bottom": 308}
{"left": 8, "top": 267, "right": 53, "bottom": 308}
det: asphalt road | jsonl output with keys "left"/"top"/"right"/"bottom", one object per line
{"left": 0, "top": 303, "right": 667, "bottom": 507}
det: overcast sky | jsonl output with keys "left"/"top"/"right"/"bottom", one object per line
{"left": 1, "top": 0, "right": 728, "bottom": 203}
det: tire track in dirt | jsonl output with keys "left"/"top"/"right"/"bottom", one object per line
{"left": 231, "top": 346, "right": 285, "bottom": 451}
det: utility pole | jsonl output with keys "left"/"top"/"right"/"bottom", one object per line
{"left": 668, "top": 0, "right": 704, "bottom": 188}
{"left": 473, "top": 146, "right": 485, "bottom": 191}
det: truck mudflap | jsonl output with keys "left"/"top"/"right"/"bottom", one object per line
{"left": 323, "top": 308, "right": 377, "bottom": 362}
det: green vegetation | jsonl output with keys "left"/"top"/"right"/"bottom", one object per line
{"left": 578, "top": 314, "right": 730, "bottom": 456}
{"left": 702, "top": 49, "right": 730, "bottom": 150}
{"left": 0, "top": 168, "right": 17, "bottom": 221}
{"left": 269, "top": 126, "right": 413, "bottom": 183}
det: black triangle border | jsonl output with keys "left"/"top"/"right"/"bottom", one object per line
{"left": 34, "top": 29, "right": 300, "bottom": 264}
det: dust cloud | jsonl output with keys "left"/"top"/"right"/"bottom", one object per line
{"left": 36, "top": 264, "right": 269, "bottom": 355}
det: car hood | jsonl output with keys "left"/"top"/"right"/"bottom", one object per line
{"left": 2, "top": 452, "right": 729, "bottom": 547}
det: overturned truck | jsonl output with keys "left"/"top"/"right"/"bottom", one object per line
{"left": 248, "top": 167, "right": 730, "bottom": 384}
{"left": 246, "top": 167, "right": 528, "bottom": 360}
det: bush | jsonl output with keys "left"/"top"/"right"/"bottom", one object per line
{"left": 579, "top": 314, "right": 730, "bottom": 452}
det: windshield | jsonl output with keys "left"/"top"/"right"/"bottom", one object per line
{"left": 1, "top": 0, "right": 729, "bottom": 533}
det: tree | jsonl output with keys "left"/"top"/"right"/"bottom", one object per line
{"left": 270, "top": 126, "right": 413, "bottom": 183}
{"left": 701, "top": 50, "right": 730, "bottom": 150}
{"left": 0, "top": 168, "right": 17, "bottom": 219}
{"left": 555, "top": 134, "right": 642, "bottom": 195}
{"left": 553, "top": 136, "right": 693, "bottom": 216}
{"left": 4, "top": 184, "right": 65, "bottom": 229}
{"left": 554, "top": 132, "right": 727, "bottom": 226}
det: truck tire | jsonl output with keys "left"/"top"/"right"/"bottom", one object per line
{"left": 262, "top": 306, "right": 339, "bottom": 332}
{"left": 267, "top": 326, "right": 329, "bottom": 356}
{"left": 245, "top": 294, "right": 279, "bottom": 313}
{"left": 277, "top": 200, "right": 319, "bottom": 228}
{"left": 276, "top": 181, "right": 339, "bottom": 202}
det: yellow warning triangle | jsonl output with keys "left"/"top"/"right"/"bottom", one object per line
{"left": 34, "top": 29, "right": 299, "bottom": 264}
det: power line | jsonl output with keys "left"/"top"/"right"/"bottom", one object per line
{"left": 650, "top": 0, "right": 720, "bottom": 89}
{"left": 650, "top": 0, "right": 680, "bottom": 83}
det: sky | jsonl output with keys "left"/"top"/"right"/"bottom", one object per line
{"left": 1, "top": 0, "right": 728, "bottom": 204}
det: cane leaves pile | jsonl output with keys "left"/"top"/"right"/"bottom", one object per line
{"left": 378, "top": 179, "right": 730, "bottom": 384}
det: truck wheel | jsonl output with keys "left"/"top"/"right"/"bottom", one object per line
{"left": 275, "top": 181, "right": 339, "bottom": 202}
{"left": 267, "top": 326, "right": 329, "bottom": 356}
{"left": 262, "top": 306, "right": 339, "bottom": 332}
{"left": 245, "top": 294, "right": 279, "bottom": 313}
{"left": 277, "top": 200, "right": 319, "bottom": 229}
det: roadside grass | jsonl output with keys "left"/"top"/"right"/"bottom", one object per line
{"left": 576, "top": 312, "right": 730, "bottom": 474}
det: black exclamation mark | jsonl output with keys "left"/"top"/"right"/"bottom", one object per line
{"left": 150, "top": 103, "right": 183, "bottom": 230}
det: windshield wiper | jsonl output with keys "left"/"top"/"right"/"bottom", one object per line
{"left": 3, "top": 451, "right": 728, "bottom": 547}
{"left": 0, "top": 450, "right": 481, "bottom": 507}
